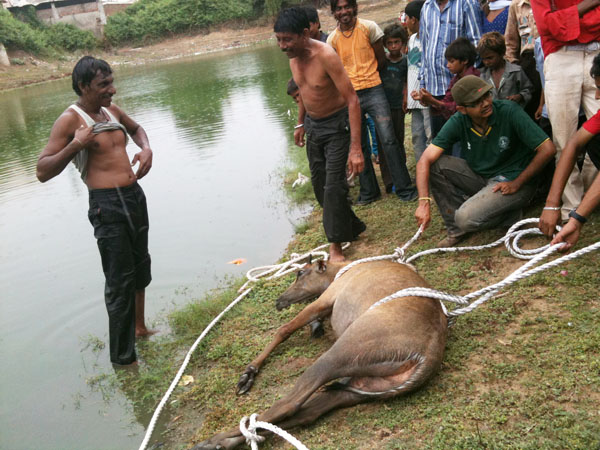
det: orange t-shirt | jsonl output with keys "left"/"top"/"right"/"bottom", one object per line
{"left": 327, "top": 18, "right": 384, "bottom": 91}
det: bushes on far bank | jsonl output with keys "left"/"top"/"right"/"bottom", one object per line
{"left": 104, "top": 0, "right": 303, "bottom": 46}
{"left": 0, "top": 7, "right": 98, "bottom": 55}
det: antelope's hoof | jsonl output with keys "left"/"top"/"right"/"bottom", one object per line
{"left": 236, "top": 365, "right": 258, "bottom": 395}
{"left": 309, "top": 319, "right": 324, "bottom": 338}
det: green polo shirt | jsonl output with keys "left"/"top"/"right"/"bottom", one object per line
{"left": 432, "top": 100, "right": 550, "bottom": 180}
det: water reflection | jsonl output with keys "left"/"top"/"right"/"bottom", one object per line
{"left": 0, "top": 44, "right": 306, "bottom": 450}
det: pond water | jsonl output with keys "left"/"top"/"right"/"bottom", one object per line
{"left": 0, "top": 44, "right": 308, "bottom": 449}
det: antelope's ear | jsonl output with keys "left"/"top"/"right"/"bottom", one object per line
{"left": 316, "top": 259, "right": 327, "bottom": 273}
{"left": 308, "top": 253, "right": 312, "bottom": 265}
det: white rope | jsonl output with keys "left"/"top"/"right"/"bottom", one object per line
{"left": 240, "top": 414, "right": 309, "bottom": 450}
{"left": 350, "top": 218, "right": 600, "bottom": 320}
{"left": 139, "top": 242, "right": 349, "bottom": 450}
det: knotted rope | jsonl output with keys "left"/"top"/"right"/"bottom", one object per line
{"left": 239, "top": 414, "right": 309, "bottom": 450}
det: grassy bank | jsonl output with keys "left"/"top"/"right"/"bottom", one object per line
{"left": 105, "top": 115, "right": 600, "bottom": 450}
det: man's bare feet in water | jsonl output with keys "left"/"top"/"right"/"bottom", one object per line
{"left": 329, "top": 242, "right": 345, "bottom": 262}
{"left": 135, "top": 290, "right": 158, "bottom": 337}
{"left": 136, "top": 326, "right": 158, "bottom": 338}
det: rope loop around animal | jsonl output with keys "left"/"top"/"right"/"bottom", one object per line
{"left": 358, "top": 218, "right": 600, "bottom": 319}
{"left": 240, "top": 414, "right": 309, "bottom": 450}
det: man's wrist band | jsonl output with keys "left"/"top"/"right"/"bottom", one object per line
{"left": 543, "top": 206, "right": 561, "bottom": 211}
{"left": 294, "top": 124, "right": 304, "bottom": 129}
{"left": 419, "top": 197, "right": 432, "bottom": 202}
{"left": 73, "top": 137, "right": 83, "bottom": 147}
{"left": 568, "top": 209, "right": 587, "bottom": 224}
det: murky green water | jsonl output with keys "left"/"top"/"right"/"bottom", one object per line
{"left": 0, "top": 44, "right": 306, "bottom": 449}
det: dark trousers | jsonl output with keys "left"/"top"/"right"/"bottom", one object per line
{"left": 88, "top": 182, "right": 152, "bottom": 365}
{"left": 305, "top": 108, "right": 365, "bottom": 243}
{"left": 520, "top": 50, "right": 543, "bottom": 121}
{"left": 430, "top": 156, "right": 537, "bottom": 235}
{"left": 357, "top": 85, "right": 416, "bottom": 200}
{"left": 375, "top": 107, "right": 406, "bottom": 192}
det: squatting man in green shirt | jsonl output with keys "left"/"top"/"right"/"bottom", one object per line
{"left": 415, "top": 75, "right": 556, "bottom": 247}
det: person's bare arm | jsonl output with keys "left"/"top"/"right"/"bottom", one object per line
{"left": 415, "top": 144, "right": 445, "bottom": 230}
{"left": 36, "top": 112, "right": 94, "bottom": 182}
{"left": 492, "top": 139, "right": 556, "bottom": 195}
{"left": 577, "top": 0, "right": 600, "bottom": 17}
{"left": 111, "top": 104, "right": 153, "bottom": 179}
{"left": 551, "top": 173, "right": 600, "bottom": 251}
{"left": 372, "top": 38, "right": 387, "bottom": 72}
{"left": 295, "top": 97, "right": 307, "bottom": 147}
{"left": 535, "top": 87, "right": 545, "bottom": 121}
{"left": 321, "top": 48, "right": 364, "bottom": 175}
{"left": 539, "top": 128, "right": 595, "bottom": 237}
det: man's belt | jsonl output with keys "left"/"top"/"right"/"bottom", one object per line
{"left": 564, "top": 41, "right": 600, "bottom": 52}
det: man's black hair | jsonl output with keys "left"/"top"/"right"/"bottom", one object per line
{"left": 383, "top": 23, "right": 408, "bottom": 45}
{"left": 445, "top": 37, "right": 477, "bottom": 66}
{"left": 303, "top": 5, "right": 319, "bottom": 24}
{"left": 405, "top": 0, "right": 425, "bottom": 19}
{"left": 591, "top": 54, "right": 600, "bottom": 78}
{"left": 274, "top": 6, "right": 310, "bottom": 35}
{"left": 330, "top": 0, "right": 358, "bottom": 14}
{"left": 72, "top": 56, "right": 112, "bottom": 96}
{"left": 287, "top": 77, "right": 299, "bottom": 96}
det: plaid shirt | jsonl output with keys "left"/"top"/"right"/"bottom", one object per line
{"left": 419, "top": 0, "right": 483, "bottom": 96}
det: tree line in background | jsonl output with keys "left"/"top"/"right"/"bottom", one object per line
{"left": 0, "top": 0, "right": 309, "bottom": 55}
{"left": 0, "top": 6, "right": 97, "bottom": 54}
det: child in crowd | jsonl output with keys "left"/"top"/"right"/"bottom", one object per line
{"left": 404, "top": 0, "right": 430, "bottom": 162}
{"left": 412, "top": 37, "right": 479, "bottom": 121}
{"left": 379, "top": 23, "right": 410, "bottom": 193}
{"left": 412, "top": 37, "right": 479, "bottom": 157}
{"left": 477, "top": 31, "right": 533, "bottom": 109}
{"left": 287, "top": 77, "right": 301, "bottom": 104}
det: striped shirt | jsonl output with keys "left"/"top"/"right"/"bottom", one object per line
{"left": 419, "top": 0, "right": 483, "bottom": 96}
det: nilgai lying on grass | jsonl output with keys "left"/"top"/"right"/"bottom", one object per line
{"left": 192, "top": 259, "right": 447, "bottom": 450}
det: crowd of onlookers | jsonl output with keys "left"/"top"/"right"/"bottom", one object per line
{"left": 283, "top": 0, "right": 600, "bottom": 253}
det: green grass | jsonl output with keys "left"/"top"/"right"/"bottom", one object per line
{"left": 94, "top": 114, "right": 600, "bottom": 449}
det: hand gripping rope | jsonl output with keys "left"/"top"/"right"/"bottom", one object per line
{"left": 140, "top": 218, "right": 599, "bottom": 450}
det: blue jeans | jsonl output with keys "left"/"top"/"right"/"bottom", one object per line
{"left": 357, "top": 85, "right": 417, "bottom": 201}
{"left": 410, "top": 108, "right": 431, "bottom": 162}
{"left": 430, "top": 156, "right": 537, "bottom": 236}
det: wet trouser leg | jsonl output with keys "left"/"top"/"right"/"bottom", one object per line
{"left": 305, "top": 109, "right": 365, "bottom": 242}
{"left": 88, "top": 183, "right": 152, "bottom": 365}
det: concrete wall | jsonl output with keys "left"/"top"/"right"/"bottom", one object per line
{"left": 36, "top": 1, "right": 104, "bottom": 36}
{"left": 32, "top": 0, "right": 131, "bottom": 37}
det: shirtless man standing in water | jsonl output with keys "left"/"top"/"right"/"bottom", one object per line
{"left": 37, "top": 56, "right": 155, "bottom": 366}
{"left": 275, "top": 7, "right": 366, "bottom": 261}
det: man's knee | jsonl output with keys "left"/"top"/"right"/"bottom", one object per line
{"left": 454, "top": 206, "right": 480, "bottom": 233}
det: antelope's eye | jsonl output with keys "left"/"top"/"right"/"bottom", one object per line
{"left": 296, "top": 270, "right": 305, "bottom": 278}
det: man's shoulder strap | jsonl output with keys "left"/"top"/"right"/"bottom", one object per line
{"left": 69, "top": 104, "right": 95, "bottom": 127}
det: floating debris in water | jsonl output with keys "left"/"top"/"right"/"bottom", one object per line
{"left": 228, "top": 258, "right": 247, "bottom": 265}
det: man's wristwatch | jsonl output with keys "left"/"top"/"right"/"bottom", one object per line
{"left": 568, "top": 209, "right": 587, "bottom": 224}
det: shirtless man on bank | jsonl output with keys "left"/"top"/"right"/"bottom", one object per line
{"left": 275, "top": 6, "right": 366, "bottom": 262}
{"left": 37, "top": 56, "right": 155, "bottom": 366}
